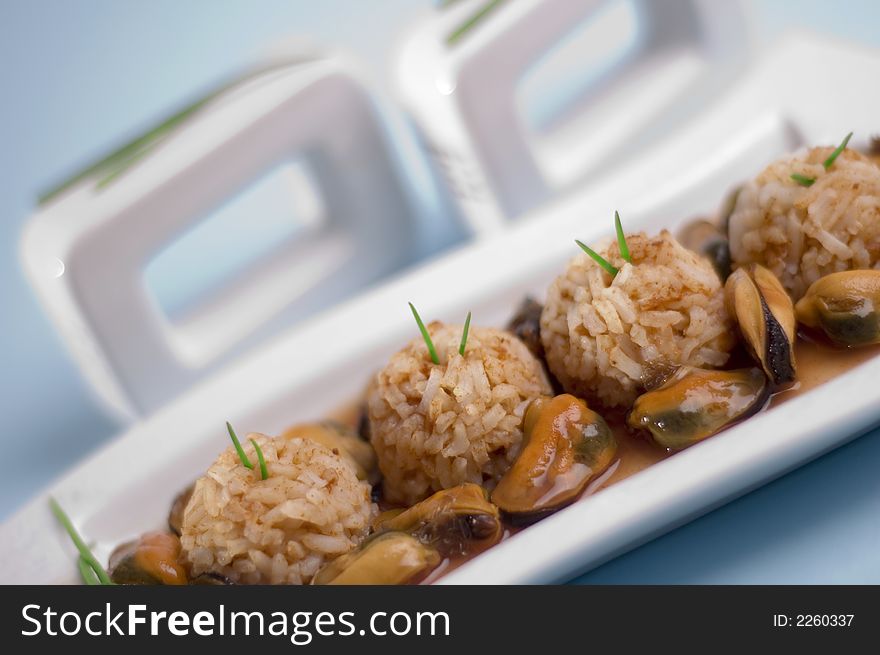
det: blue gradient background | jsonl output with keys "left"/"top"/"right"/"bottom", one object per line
{"left": 2, "top": 0, "right": 880, "bottom": 583}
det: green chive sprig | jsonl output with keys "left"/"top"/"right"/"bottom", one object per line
{"left": 614, "top": 211, "right": 632, "bottom": 264}
{"left": 226, "top": 421, "right": 253, "bottom": 470}
{"left": 250, "top": 438, "right": 269, "bottom": 480}
{"left": 77, "top": 556, "right": 102, "bottom": 585}
{"left": 459, "top": 311, "right": 472, "bottom": 356}
{"left": 576, "top": 240, "right": 619, "bottom": 277}
{"left": 577, "top": 211, "right": 633, "bottom": 277}
{"left": 38, "top": 59, "right": 320, "bottom": 205}
{"left": 409, "top": 302, "right": 440, "bottom": 364}
{"left": 823, "top": 132, "right": 853, "bottom": 169}
{"left": 447, "top": 0, "right": 507, "bottom": 45}
{"left": 49, "top": 498, "right": 114, "bottom": 586}
{"left": 790, "top": 173, "right": 816, "bottom": 187}
{"left": 791, "top": 132, "right": 854, "bottom": 187}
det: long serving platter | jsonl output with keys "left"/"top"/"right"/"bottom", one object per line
{"left": 3, "top": 35, "right": 880, "bottom": 584}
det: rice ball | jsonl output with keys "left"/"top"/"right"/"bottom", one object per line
{"left": 368, "top": 323, "right": 552, "bottom": 506}
{"left": 541, "top": 230, "right": 734, "bottom": 408}
{"left": 728, "top": 146, "right": 880, "bottom": 299}
{"left": 180, "top": 433, "right": 375, "bottom": 585}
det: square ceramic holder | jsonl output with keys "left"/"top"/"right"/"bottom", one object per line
{"left": 396, "top": 0, "right": 752, "bottom": 232}
{"left": 20, "top": 56, "right": 418, "bottom": 422}
{"left": 6, "top": 34, "right": 880, "bottom": 584}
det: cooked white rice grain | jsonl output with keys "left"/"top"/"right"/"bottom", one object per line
{"left": 368, "top": 323, "right": 552, "bottom": 506}
{"left": 728, "top": 147, "right": 880, "bottom": 299}
{"left": 541, "top": 230, "right": 734, "bottom": 408}
{"left": 180, "top": 434, "right": 375, "bottom": 585}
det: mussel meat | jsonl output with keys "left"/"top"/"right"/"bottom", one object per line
{"left": 356, "top": 402, "right": 371, "bottom": 441}
{"left": 311, "top": 532, "right": 441, "bottom": 585}
{"left": 627, "top": 366, "right": 769, "bottom": 449}
{"left": 491, "top": 394, "right": 617, "bottom": 520}
{"left": 109, "top": 531, "right": 188, "bottom": 585}
{"left": 373, "top": 508, "right": 405, "bottom": 526}
{"left": 282, "top": 420, "right": 379, "bottom": 484}
{"left": 795, "top": 270, "right": 880, "bottom": 346}
{"left": 725, "top": 264, "right": 797, "bottom": 386}
{"left": 374, "top": 483, "right": 501, "bottom": 555}
{"left": 506, "top": 297, "right": 545, "bottom": 360}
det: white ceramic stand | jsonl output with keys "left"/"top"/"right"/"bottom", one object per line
{"left": 21, "top": 56, "right": 417, "bottom": 421}
{"left": 396, "top": 0, "right": 751, "bottom": 232}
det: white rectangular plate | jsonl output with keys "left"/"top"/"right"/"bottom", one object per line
{"left": 3, "top": 34, "right": 880, "bottom": 584}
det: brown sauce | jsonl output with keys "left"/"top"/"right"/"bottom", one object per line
{"left": 289, "top": 155, "right": 880, "bottom": 582}
{"left": 773, "top": 336, "right": 880, "bottom": 403}
{"left": 420, "top": 337, "right": 880, "bottom": 581}
{"left": 584, "top": 338, "right": 880, "bottom": 496}
{"left": 576, "top": 338, "right": 880, "bottom": 497}
{"left": 153, "top": 335, "right": 880, "bottom": 585}
{"left": 594, "top": 417, "right": 667, "bottom": 488}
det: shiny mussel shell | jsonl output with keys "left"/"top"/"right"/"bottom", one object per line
{"left": 794, "top": 270, "right": 880, "bottom": 346}
{"left": 677, "top": 219, "right": 731, "bottom": 281}
{"left": 311, "top": 532, "right": 441, "bottom": 585}
{"left": 506, "top": 297, "right": 545, "bottom": 360}
{"left": 628, "top": 367, "right": 769, "bottom": 449}
{"left": 282, "top": 420, "right": 379, "bottom": 484}
{"left": 374, "top": 483, "right": 501, "bottom": 556}
{"left": 725, "top": 264, "right": 797, "bottom": 386}
{"left": 491, "top": 394, "right": 617, "bottom": 519}
{"left": 109, "top": 532, "right": 188, "bottom": 585}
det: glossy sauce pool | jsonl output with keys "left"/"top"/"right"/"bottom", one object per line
{"left": 154, "top": 338, "right": 878, "bottom": 585}
{"left": 596, "top": 337, "right": 880, "bottom": 489}
{"left": 416, "top": 338, "right": 880, "bottom": 582}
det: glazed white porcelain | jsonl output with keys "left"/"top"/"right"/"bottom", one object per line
{"left": 4, "top": 35, "right": 880, "bottom": 584}
{"left": 20, "top": 55, "right": 418, "bottom": 422}
{"left": 395, "top": 0, "right": 752, "bottom": 232}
